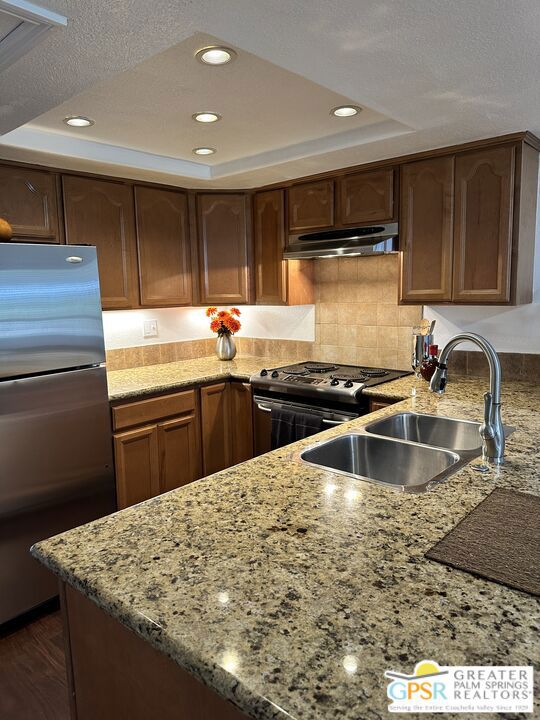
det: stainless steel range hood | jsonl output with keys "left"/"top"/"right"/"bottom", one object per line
{"left": 284, "top": 222, "right": 398, "bottom": 260}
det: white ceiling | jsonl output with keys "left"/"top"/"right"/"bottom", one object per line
{"left": 0, "top": 0, "right": 539, "bottom": 188}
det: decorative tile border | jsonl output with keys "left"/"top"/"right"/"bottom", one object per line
{"left": 106, "top": 338, "right": 316, "bottom": 371}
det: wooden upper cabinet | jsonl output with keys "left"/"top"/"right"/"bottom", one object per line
{"left": 339, "top": 168, "right": 394, "bottom": 225}
{"left": 197, "top": 193, "right": 251, "bottom": 305}
{"left": 135, "top": 186, "right": 192, "bottom": 307}
{"left": 63, "top": 176, "right": 138, "bottom": 309}
{"left": 400, "top": 156, "right": 454, "bottom": 303}
{"left": 254, "top": 189, "right": 287, "bottom": 304}
{"left": 0, "top": 165, "right": 60, "bottom": 241}
{"left": 254, "top": 189, "right": 315, "bottom": 306}
{"left": 453, "top": 145, "right": 515, "bottom": 303}
{"left": 288, "top": 180, "right": 334, "bottom": 232}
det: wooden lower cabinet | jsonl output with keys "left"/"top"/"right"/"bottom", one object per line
{"left": 112, "top": 383, "right": 256, "bottom": 508}
{"left": 158, "top": 413, "right": 201, "bottom": 493}
{"left": 200, "top": 382, "right": 232, "bottom": 476}
{"left": 60, "top": 583, "right": 248, "bottom": 720}
{"left": 229, "top": 382, "right": 254, "bottom": 466}
{"left": 114, "top": 425, "right": 160, "bottom": 509}
{"left": 112, "top": 389, "right": 201, "bottom": 509}
{"left": 200, "top": 381, "right": 255, "bottom": 476}
{"left": 368, "top": 397, "right": 396, "bottom": 413}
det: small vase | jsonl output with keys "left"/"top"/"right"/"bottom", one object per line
{"left": 216, "top": 333, "right": 236, "bottom": 360}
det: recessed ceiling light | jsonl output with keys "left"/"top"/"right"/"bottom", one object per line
{"left": 63, "top": 115, "right": 94, "bottom": 127}
{"left": 192, "top": 112, "right": 222, "bottom": 123}
{"left": 193, "top": 147, "right": 216, "bottom": 155}
{"left": 330, "top": 105, "right": 362, "bottom": 118}
{"left": 195, "top": 46, "right": 237, "bottom": 65}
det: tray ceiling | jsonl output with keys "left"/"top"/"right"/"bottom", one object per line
{"left": 0, "top": 1, "right": 539, "bottom": 188}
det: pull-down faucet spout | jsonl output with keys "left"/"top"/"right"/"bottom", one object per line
{"left": 430, "top": 332, "right": 505, "bottom": 464}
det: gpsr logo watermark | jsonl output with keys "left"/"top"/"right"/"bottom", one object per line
{"left": 385, "top": 660, "right": 534, "bottom": 713}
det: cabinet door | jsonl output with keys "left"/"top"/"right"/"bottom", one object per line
{"left": 135, "top": 186, "right": 192, "bottom": 307}
{"left": 453, "top": 146, "right": 515, "bottom": 303}
{"left": 114, "top": 425, "right": 160, "bottom": 510}
{"left": 254, "top": 189, "right": 287, "bottom": 304}
{"left": 400, "top": 156, "right": 454, "bottom": 303}
{"left": 288, "top": 180, "right": 334, "bottom": 231}
{"left": 197, "top": 194, "right": 251, "bottom": 305}
{"left": 200, "top": 382, "right": 231, "bottom": 476}
{"left": 339, "top": 168, "right": 394, "bottom": 225}
{"left": 0, "top": 165, "right": 59, "bottom": 241}
{"left": 157, "top": 413, "right": 201, "bottom": 493}
{"left": 369, "top": 398, "right": 395, "bottom": 413}
{"left": 229, "top": 382, "right": 254, "bottom": 466}
{"left": 63, "top": 176, "right": 138, "bottom": 309}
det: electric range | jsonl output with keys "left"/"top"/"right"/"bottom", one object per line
{"left": 251, "top": 361, "right": 411, "bottom": 407}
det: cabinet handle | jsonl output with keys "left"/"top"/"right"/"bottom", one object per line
{"left": 66, "top": 256, "right": 83, "bottom": 263}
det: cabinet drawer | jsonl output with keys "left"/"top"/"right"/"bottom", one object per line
{"left": 112, "top": 389, "right": 197, "bottom": 430}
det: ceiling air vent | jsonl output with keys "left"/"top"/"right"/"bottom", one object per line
{"left": 0, "top": 0, "right": 67, "bottom": 74}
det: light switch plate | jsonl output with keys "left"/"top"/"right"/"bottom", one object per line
{"left": 143, "top": 319, "right": 158, "bottom": 338}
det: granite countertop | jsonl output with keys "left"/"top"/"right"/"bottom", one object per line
{"left": 106, "top": 355, "right": 298, "bottom": 401}
{"left": 33, "top": 376, "right": 540, "bottom": 719}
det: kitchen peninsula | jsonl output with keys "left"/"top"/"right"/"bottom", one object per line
{"left": 32, "top": 374, "right": 540, "bottom": 720}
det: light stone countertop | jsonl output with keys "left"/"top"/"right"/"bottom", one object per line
{"left": 33, "top": 371, "right": 540, "bottom": 720}
{"left": 106, "top": 355, "right": 299, "bottom": 401}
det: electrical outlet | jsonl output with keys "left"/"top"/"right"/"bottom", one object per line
{"left": 143, "top": 319, "right": 158, "bottom": 338}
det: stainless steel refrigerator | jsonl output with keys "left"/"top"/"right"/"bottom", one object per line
{"left": 0, "top": 243, "right": 116, "bottom": 624}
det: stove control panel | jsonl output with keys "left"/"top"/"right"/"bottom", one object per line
{"left": 284, "top": 375, "right": 327, "bottom": 385}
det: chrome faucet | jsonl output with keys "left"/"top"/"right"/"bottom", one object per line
{"left": 430, "top": 332, "right": 505, "bottom": 464}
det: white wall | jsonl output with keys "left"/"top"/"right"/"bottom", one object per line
{"left": 102, "top": 305, "right": 315, "bottom": 350}
{"left": 425, "top": 184, "right": 540, "bottom": 353}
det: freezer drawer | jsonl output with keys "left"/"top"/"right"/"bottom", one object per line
{"left": 0, "top": 243, "right": 105, "bottom": 379}
{"left": 0, "top": 366, "right": 116, "bottom": 623}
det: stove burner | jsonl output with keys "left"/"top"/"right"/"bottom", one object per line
{"left": 358, "top": 368, "right": 389, "bottom": 377}
{"left": 283, "top": 368, "right": 310, "bottom": 376}
{"left": 304, "top": 363, "right": 338, "bottom": 373}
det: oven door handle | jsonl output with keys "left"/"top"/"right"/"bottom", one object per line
{"left": 256, "top": 402, "right": 352, "bottom": 424}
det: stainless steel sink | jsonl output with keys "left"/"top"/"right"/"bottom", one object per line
{"left": 363, "top": 412, "right": 483, "bottom": 455}
{"left": 299, "top": 434, "right": 461, "bottom": 492}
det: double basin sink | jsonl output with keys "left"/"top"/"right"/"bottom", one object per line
{"left": 299, "top": 412, "right": 488, "bottom": 493}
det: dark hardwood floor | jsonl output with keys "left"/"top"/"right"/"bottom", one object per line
{"left": 0, "top": 600, "right": 70, "bottom": 720}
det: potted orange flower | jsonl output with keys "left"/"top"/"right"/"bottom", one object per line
{"left": 206, "top": 307, "right": 241, "bottom": 360}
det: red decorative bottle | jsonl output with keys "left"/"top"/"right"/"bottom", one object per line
{"left": 420, "top": 344, "right": 439, "bottom": 382}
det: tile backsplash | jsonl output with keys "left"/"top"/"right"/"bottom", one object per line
{"left": 106, "top": 337, "right": 316, "bottom": 371}
{"left": 106, "top": 255, "right": 424, "bottom": 372}
{"left": 313, "top": 255, "right": 422, "bottom": 369}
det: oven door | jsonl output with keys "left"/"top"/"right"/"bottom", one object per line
{"left": 253, "top": 395, "right": 361, "bottom": 454}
